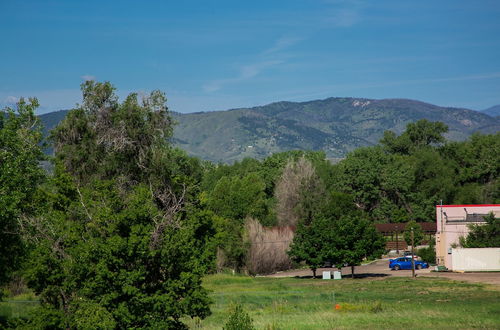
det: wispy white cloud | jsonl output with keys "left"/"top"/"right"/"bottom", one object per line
{"left": 262, "top": 37, "right": 302, "bottom": 55}
{"left": 81, "top": 74, "right": 96, "bottom": 81}
{"left": 203, "top": 60, "right": 283, "bottom": 93}
{"left": 4, "top": 96, "right": 19, "bottom": 104}
{"left": 203, "top": 36, "right": 302, "bottom": 93}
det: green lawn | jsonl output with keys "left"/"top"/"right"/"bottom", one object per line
{"left": 185, "top": 274, "right": 500, "bottom": 329}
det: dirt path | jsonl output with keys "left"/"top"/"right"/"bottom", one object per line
{"left": 266, "top": 259, "right": 500, "bottom": 286}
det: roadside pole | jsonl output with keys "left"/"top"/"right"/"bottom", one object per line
{"left": 411, "top": 228, "right": 415, "bottom": 278}
{"left": 395, "top": 225, "right": 399, "bottom": 254}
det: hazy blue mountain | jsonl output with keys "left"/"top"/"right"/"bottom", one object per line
{"left": 482, "top": 105, "right": 500, "bottom": 117}
{"left": 38, "top": 110, "right": 69, "bottom": 137}
{"left": 38, "top": 97, "right": 500, "bottom": 162}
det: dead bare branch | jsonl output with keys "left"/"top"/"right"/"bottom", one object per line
{"left": 76, "top": 186, "right": 93, "bottom": 222}
{"left": 149, "top": 184, "right": 187, "bottom": 249}
{"left": 275, "top": 157, "right": 316, "bottom": 226}
{"left": 18, "top": 214, "right": 69, "bottom": 260}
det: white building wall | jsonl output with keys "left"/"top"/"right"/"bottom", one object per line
{"left": 435, "top": 205, "right": 500, "bottom": 269}
{"left": 451, "top": 248, "right": 500, "bottom": 271}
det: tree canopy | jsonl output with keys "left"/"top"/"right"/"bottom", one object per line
{"left": 460, "top": 213, "right": 500, "bottom": 248}
{"left": 288, "top": 187, "right": 384, "bottom": 277}
{"left": 0, "top": 98, "right": 45, "bottom": 288}
{"left": 17, "top": 82, "right": 215, "bottom": 328}
{"left": 404, "top": 220, "right": 424, "bottom": 247}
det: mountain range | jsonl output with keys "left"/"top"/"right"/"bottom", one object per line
{"left": 38, "top": 97, "right": 500, "bottom": 163}
{"left": 481, "top": 105, "right": 500, "bottom": 117}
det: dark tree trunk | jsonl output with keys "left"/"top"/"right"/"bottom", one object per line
{"left": 351, "top": 265, "right": 355, "bottom": 278}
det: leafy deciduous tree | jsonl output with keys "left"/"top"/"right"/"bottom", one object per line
{"left": 460, "top": 212, "right": 499, "bottom": 248}
{"left": 404, "top": 220, "right": 424, "bottom": 247}
{"left": 0, "top": 98, "right": 45, "bottom": 288}
{"left": 22, "top": 177, "right": 214, "bottom": 328}
{"left": 289, "top": 190, "right": 384, "bottom": 278}
{"left": 21, "top": 82, "right": 215, "bottom": 328}
{"left": 206, "top": 173, "right": 268, "bottom": 223}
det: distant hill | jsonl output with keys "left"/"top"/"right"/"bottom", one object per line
{"left": 482, "top": 105, "right": 500, "bottom": 117}
{"left": 39, "top": 97, "right": 500, "bottom": 162}
{"left": 38, "top": 110, "right": 69, "bottom": 137}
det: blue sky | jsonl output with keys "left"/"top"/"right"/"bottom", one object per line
{"left": 1, "top": 0, "right": 500, "bottom": 114}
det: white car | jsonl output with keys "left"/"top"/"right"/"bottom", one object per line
{"left": 403, "top": 251, "right": 419, "bottom": 260}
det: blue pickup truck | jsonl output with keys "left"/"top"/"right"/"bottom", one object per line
{"left": 389, "top": 257, "right": 429, "bottom": 270}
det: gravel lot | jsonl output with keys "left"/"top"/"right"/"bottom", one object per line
{"left": 266, "top": 259, "right": 500, "bottom": 286}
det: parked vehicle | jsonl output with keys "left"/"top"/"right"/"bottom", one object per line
{"left": 389, "top": 257, "right": 428, "bottom": 270}
{"left": 403, "top": 251, "right": 418, "bottom": 259}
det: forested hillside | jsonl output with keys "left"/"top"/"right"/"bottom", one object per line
{"left": 39, "top": 97, "right": 500, "bottom": 162}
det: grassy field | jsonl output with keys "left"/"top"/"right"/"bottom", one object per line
{"left": 0, "top": 292, "right": 39, "bottom": 321}
{"left": 185, "top": 274, "right": 500, "bottom": 329}
{"left": 2, "top": 275, "right": 499, "bottom": 329}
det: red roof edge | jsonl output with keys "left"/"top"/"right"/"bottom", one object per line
{"left": 435, "top": 204, "right": 500, "bottom": 208}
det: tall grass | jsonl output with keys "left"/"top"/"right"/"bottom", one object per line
{"left": 184, "top": 274, "right": 500, "bottom": 329}
{"left": 245, "top": 219, "right": 294, "bottom": 275}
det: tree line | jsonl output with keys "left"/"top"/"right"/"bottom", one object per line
{"left": 1, "top": 82, "right": 498, "bottom": 328}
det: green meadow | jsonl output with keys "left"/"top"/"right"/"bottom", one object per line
{"left": 2, "top": 274, "right": 499, "bottom": 329}
{"left": 185, "top": 274, "right": 500, "bottom": 329}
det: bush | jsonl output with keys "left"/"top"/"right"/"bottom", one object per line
{"left": 245, "top": 218, "right": 293, "bottom": 275}
{"left": 417, "top": 246, "right": 436, "bottom": 264}
{"left": 71, "top": 300, "right": 116, "bottom": 329}
{"left": 224, "top": 304, "right": 254, "bottom": 330}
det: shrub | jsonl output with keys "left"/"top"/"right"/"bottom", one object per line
{"left": 245, "top": 218, "right": 294, "bottom": 275}
{"left": 417, "top": 246, "right": 436, "bottom": 264}
{"left": 224, "top": 304, "right": 254, "bottom": 330}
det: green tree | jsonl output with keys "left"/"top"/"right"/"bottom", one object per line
{"left": 460, "top": 212, "right": 499, "bottom": 248}
{"left": 380, "top": 119, "right": 448, "bottom": 154}
{"left": 23, "top": 175, "right": 215, "bottom": 329}
{"left": 442, "top": 133, "right": 500, "bottom": 204}
{"left": 205, "top": 173, "right": 269, "bottom": 271}
{"left": 333, "top": 120, "right": 460, "bottom": 223}
{"left": 334, "top": 146, "right": 389, "bottom": 212}
{"left": 417, "top": 238, "right": 436, "bottom": 264}
{"left": 51, "top": 81, "right": 191, "bottom": 195}
{"left": 22, "top": 82, "right": 215, "bottom": 328}
{"left": 211, "top": 215, "right": 248, "bottom": 272}
{"left": 288, "top": 218, "right": 325, "bottom": 278}
{"left": 329, "top": 215, "right": 385, "bottom": 271}
{"left": 404, "top": 220, "right": 424, "bottom": 247}
{"left": 206, "top": 173, "right": 268, "bottom": 223}
{"left": 289, "top": 191, "right": 384, "bottom": 277}
{"left": 0, "top": 98, "right": 45, "bottom": 288}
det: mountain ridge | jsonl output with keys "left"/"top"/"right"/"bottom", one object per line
{"left": 36, "top": 97, "right": 500, "bottom": 162}
{"left": 482, "top": 104, "right": 500, "bottom": 117}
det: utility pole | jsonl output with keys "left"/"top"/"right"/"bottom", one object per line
{"left": 395, "top": 225, "right": 399, "bottom": 254}
{"left": 411, "top": 228, "right": 415, "bottom": 278}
